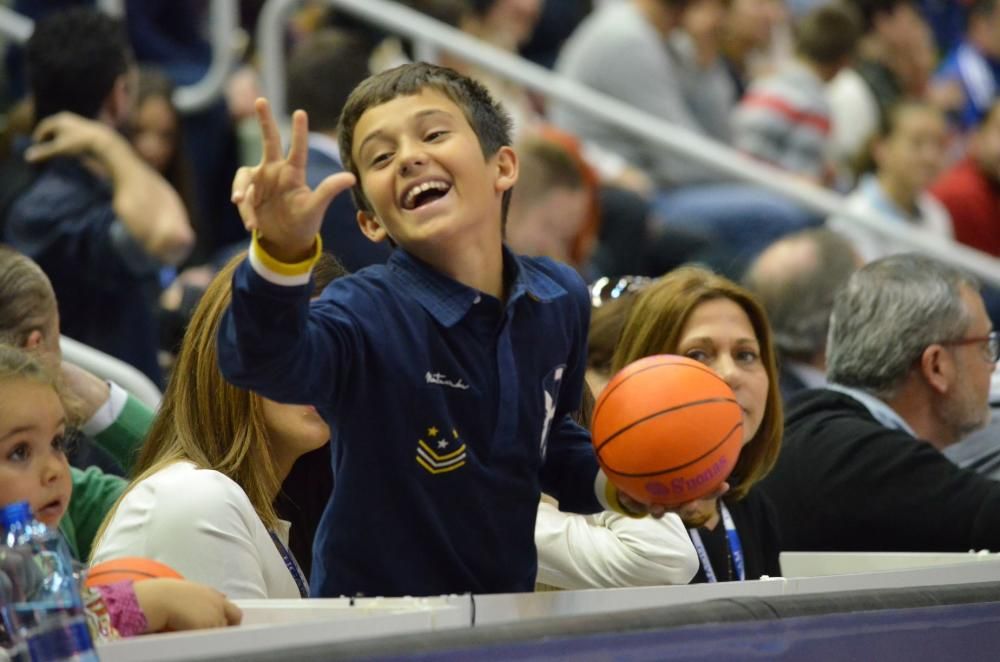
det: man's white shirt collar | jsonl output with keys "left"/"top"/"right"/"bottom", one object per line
{"left": 826, "top": 382, "right": 916, "bottom": 437}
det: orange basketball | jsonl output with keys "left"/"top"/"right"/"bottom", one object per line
{"left": 592, "top": 355, "right": 744, "bottom": 507}
{"left": 85, "top": 557, "right": 184, "bottom": 589}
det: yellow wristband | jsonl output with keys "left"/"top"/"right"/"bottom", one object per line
{"left": 251, "top": 230, "right": 323, "bottom": 276}
{"left": 606, "top": 481, "right": 646, "bottom": 519}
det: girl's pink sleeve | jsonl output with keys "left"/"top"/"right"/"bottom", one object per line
{"left": 93, "top": 581, "right": 149, "bottom": 637}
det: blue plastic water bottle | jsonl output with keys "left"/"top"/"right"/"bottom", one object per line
{"left": 0, "top": 501, "right": 99, "bottom": 662}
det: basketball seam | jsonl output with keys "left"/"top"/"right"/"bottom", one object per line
{"left": 592, "top": 359, "right": 733, "bottom": 424}
{"left": 88, "top": 570, "right": 158, "bottom": 579}
{"left": 594, "top": 396, "right": 740, "bottom": 453}
{"left": 600, "top": 420, "right": 744, "bottom": 477}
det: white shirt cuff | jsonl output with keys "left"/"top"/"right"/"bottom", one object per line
{"left": 81, "top": 380, "right": 128, "bottom": 437}
{"left": 595, "top": 470, "right": 614, "bottom": 512}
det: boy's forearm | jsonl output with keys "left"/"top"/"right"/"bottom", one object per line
{"left": 217, "top": 253, "right": 329, "bottom": 405}
{"left": 540, "top": 415, "right": 605, "bottom": 515}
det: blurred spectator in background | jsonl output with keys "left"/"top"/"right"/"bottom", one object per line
{"left": 449, "top": 0, "right": 545, "bottom": 137}
{"left": 828, "top": 102, "right": 952, "bottom": 261}
{"left": 123, "top": 0, "right": 246, "bottom": 255}
{"left": 505, "top": 137, "right": 590, "bottom": 267}
{"left": 674, "top": 0, "right": 738, "bottom": 143}
{"left": 129, "top": 68, "right": 221, "bottom": 359}
{"left": 129, "top": 68, "right": 201, "bottom": 261}
{"left": 286, "top": 28, "right": 391, "bottom": 273}
{"left": 732, "top": 2, "right": 862, "bottom": 183}
{"left": 520, "top": 0, "right": 593, "bottom": 69}
{"left": 552, "top": 0, "right": 732, "bottom": 187}
{"left": 761, "top": 254, "right": 1000, "bottom": 553}
{"left": 464, "top": 0, "right": 542, "bottom": 52}
{"left": 920, "top": 0, "right": 973, "bottom": 55}
{"left": 744, "top": 228, "right": 860, "bottom": 402}
{"left": 721, "top": 0, "right": 788, "bottom": 98}
{"left": 366, "top": 0, "right": 470, "bottom": 72}
{"left": 828, "top": 0, "right": 936, "bottom": 181}
{"left": 934, "top": 0, "right": 1000, "bottom": 130}
{"left": 931, "top": 98, "right": 1000, "bottom": 257}
{"left": 4, "top": 9, "right": 193, "bottom": 385}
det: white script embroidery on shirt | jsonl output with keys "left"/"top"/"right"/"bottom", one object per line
{"left": 539, "top": 365, "right": 566, "bottom": 460}
{"left": 425, "top": 371, "right": 470, "bottom": 390}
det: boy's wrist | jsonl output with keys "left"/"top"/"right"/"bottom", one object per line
{"left": 249, "top": 230, "right": 323, "bottom": 286}
{"left": 595, "top": 471, "right": 646, "bottom": 519}
{"left": 256, "top": 234, "right": 318, "bottom": 264}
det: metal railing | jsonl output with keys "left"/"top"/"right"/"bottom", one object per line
{"left": 0, "top": 1, "right": 238, "bottom": 115}
{"left": 257, "top": 0, "right": 1000, "bottom": 286}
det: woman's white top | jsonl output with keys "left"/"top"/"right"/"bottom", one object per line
{"left": 91, "top": 461, "right": 301, "bottom": 599}
{"left": 534, "top": 499, "right": 699, "bottom": 589}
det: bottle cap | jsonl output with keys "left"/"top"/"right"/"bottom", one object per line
{"left": 0, "top": 501, "right": 33, "bottom": 531}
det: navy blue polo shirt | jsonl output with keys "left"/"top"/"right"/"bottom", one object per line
{"left": 218, "top": 246, "right": 604, "bottom": 597}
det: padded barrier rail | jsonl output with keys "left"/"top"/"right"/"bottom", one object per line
{"left": 230, "top": 581, "right": 1000, "bottom": 661}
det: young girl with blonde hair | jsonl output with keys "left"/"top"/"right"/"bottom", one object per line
{"left": 0, "top": 344, "right": 240, "bottom": 636}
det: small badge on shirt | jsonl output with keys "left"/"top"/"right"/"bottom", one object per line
{"left": 416, "top": 425, "right": 467, "bottom": 475}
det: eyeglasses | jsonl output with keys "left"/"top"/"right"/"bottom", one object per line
{"left": 940, "top": 331, "right": 1000, "bottom": 363}
{"left": 590, "top": 276, "right": 653, "bottom": 308}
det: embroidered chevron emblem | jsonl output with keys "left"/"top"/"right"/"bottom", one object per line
{"left": 416, "top": 438, "right": 467, "bottom": 474}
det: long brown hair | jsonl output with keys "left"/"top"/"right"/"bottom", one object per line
{"left": 610, "top": 266, "right": 783, "bottom": 501}
{"left": 94, "top": 255, "right": 285, "bottom": 552}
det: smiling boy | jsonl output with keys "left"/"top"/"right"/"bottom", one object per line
{"left": 217, "top": 64, "right": 654, "bottom": 598}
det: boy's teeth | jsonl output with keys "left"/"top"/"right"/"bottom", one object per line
{"left": 404, "top": 181, "right": 449, "bottom": 209}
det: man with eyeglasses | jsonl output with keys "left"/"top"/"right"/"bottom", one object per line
{"left": 760, "top": 253, "right": 1000, "bottom": 554}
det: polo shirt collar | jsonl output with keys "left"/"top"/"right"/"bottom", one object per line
{"left": 387, "top": 246, "right": 567, "bottom": 327}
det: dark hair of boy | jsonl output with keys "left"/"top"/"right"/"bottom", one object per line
{"left": 26, "top": 8, "right": 132, "bottom": 123}
{"left": 794, "top": 2, "right": 863, "bottom": 66}
{"left": 286, "top": 29, "right": 374, "bottom": 135}
{"left": 337, "top": 63, "right": 515, "bottom": 225}
{"left": 846, "top": 0, "right": 916, "bottom": 33}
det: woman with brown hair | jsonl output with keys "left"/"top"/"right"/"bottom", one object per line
{"left": 536, "top": 266, "right": 783, "bottom": 587}
{"left": 90, "top": 254, "right": 336, "bottom": 598}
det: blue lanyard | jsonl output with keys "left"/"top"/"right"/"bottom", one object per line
{"left": 269, "top": 530, "right": 309, "bottom": 598}
{"left": 688, "top": 502, "right": 745, "bottom": 582}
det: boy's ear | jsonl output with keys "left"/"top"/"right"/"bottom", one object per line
{"left": 357, "top": 210, "right": 389, "bottom": 243}
{"left": 494, "top": 146, "right": 518, "bottom": 195}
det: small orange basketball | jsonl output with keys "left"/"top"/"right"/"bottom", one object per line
{"left": 85, "top": 557, "right": 184, "bottom": 589}
{"left": 592, "top": 354, "right": 744, "bottom": 507}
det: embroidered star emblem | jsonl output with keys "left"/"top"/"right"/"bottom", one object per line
{"left": 427, "top": 426, "right": 439, "bottom": 437}
{"left": 437, "top": 439, "right": 448, "bottom": 449}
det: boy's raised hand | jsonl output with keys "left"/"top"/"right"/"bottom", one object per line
{"left": 232, "top": 98, "right": 356, "bottom": 263}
